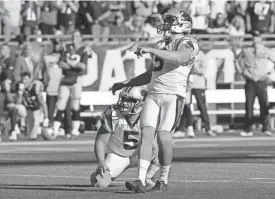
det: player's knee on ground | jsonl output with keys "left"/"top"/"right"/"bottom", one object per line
{"left": 90, "top": 171, "right": 112, "bottom": 188}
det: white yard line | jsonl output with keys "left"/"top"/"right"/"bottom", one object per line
{"left": 1, "top": 136, "right": 275, "bottom": 147}
{"left": 0, "top": 140, "right": 95, "bottom": 146}
{"left": 1, "top": 174, "right": 275, "bottom": 184}
{"left": 249, "top": 178, "right": 275, "bottom": 180}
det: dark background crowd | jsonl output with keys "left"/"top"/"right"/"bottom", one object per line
{"left": 0, "top": 0, "right": 273, "bottom": 41}
{"left": 0, "top": 0, "right": 275, "bottom": 138}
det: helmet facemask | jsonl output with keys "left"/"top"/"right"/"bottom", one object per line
{"left": 117, "top": 94, "right": 143, "bottom": 116}
{"left": 157, "top": 10, "right": 192, "bottom": 35}
{"left": 157, "top": 15, "right": 179, "bottom": 34}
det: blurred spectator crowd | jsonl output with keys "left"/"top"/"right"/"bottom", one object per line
{"left": 0, "top": 0, "right": 274, "bottom": 42}
{"left": 1, "top": 0, "right": 275, "bottom": 136}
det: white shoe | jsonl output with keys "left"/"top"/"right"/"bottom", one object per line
{"left": 8, "top": 131, "right": 17, "bottom": 141}
{"left": 15, "top": 124, "right": 21, "bottom": 135}
{"left": 66, "top": 134, "right": 72, "bottom": 140}
{"left": 263, "top": 131, "right": 272, "bottom": 136}
{"left": 173, "top": 131, "right": 185, "bottom": 138}
{"left": 240, "top": 131, "right": 253, "bottom": 137}
{"left": 58, "top": 128, "right": 65, "bottom": 136}
{"left": 66, "top": 133, "right": 78, "bottom": 140}
{"left": 71, "top": 130, "right": 80, "bottom": 136}
{"left": 206, "top": 130, "right": 216, "bottom": 137}
{"left": 187, "top": 126, "right": 195, "bottom": 138}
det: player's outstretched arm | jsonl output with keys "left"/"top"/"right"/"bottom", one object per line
{"left": 94, "top": 126, "right": 111, "bottom": 168}
{"left": 132, "top": 39, "right": 199, "bottom": 67}
{"left": 112, "top": 64, "right": 153, "bottom": 95}
{"left": 143, "top": 46, "right": 197, "bottom": 65}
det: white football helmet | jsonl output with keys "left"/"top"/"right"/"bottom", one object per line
{"left": 157, "top": 8, "right": 192, "bottom": 35}
{"left": 117, "top": 86, "right": 147, "bottom": 115}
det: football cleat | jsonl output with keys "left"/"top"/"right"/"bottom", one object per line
{"left": 206, "top": 130, "right": 216, "bottom": 137}
{"left": 8, "top": 131, "right": 17, "bottom": 141}
{"left": 125, "top": 180, "right": 146, "bottom": 193}
{"left": 240, "top": 131, "right": 253, "bottom": 137}
{"left": 187, "top": 126, "right": 195, "bottom": 138}
{"left": 263, "top": 131, "right": 272, "bottom": 136}
{"left": 150, "top": 180, "right": 168, "bottom": 192}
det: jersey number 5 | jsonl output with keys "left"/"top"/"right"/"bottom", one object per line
{"left": 123, "top": 131, "right": 139, "bottom": 150}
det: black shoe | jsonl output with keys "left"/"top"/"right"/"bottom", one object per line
{"left": 150, "top": 180, "right": 168, "bottom": 192}
{"left": 125, "top": 180, "right": 146, "bottom": 193}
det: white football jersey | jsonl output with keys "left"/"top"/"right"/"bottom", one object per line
{"left": 148, "top": 36, "right": 199, "bottom": 98}
{"left": 101, "top": 105, "right": 141, "bottom": 157}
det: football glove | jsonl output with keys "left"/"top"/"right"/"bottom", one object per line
{"left": 134, "top": 47, "right": 144, "bottom": 59}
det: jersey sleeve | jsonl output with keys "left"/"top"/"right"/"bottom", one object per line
{"left": 177, "top": 38, "right": 199, "bottom": 58}
{"left": 80, "top": 46, "right": 92, "bottom": 64}
{"left": 100, "top": 105, "right": 114, "bottom": 133}
{"left": 176, "top": 38, "right": 199, "bottom": 65}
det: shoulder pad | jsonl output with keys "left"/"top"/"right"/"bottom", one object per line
{"left": 176, "top": 37, "right": 199, "bottom": 57}
{"left": 101, "top": 105, "right": 116, "bottom": 133}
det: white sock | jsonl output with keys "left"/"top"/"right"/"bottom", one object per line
{"left": 160, "top": 165, "right": 171, "bottom": 184}
{"left": 146, "top": 164, "right": 159, "bottom": 179}
{"left": 72, "top": 121, "right": 80, "bottom": 134}
{"left": 53, "top": 121, "right": 61, "bottom": 131}
{"left": 138, "top": 159, "right": 150, "bottom": 186}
